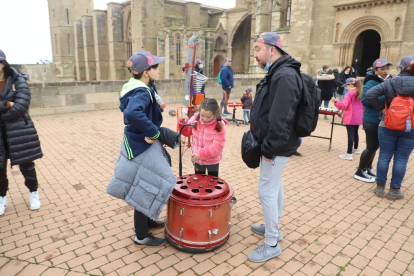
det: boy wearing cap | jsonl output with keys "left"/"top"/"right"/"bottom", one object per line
{"left": 240, "top": 87, "right": 253, "bottom": 125}
{"left": 355, "top": 58, "right": 392, "bottom": 183}
{"left": 108, "top": 50, "right": 175, "bottom": 247}
{"left": 220, "top": 58, "right": 234, "bottom": 115}
{"left": 249, "top": 32, "right": 303, "bottom": 262}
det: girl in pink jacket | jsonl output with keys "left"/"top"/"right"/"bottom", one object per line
{"left": 179, "top": 98, "right": 227, "bottom": 176}
{"left": 332, "top": 78, "right": 364, "bottom": 161}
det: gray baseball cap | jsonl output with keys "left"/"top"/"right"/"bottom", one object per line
{"left": 396, "top": 55, "right": 414, "bottom": 69}
{"left": 373, "top": 58, "right": 392, "bottom": 69}
{"left": 254, "top": 32, "right": 288, "bottom": 55}
{"left": 341, "top": 77, "right": 360, "bottom": 87}
{"left": 126, "top": 50, "right": 165, "bottom": 75}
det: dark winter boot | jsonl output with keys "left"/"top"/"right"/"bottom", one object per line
{"left": 374, "top": 184, "right": 385, "bottom": 197}
{"left": 386, "top": 187, "right": 404, "bottom": 200}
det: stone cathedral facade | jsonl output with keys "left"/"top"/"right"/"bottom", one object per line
{"left": 48, "top": 0, "right": 414, "bottom": 82}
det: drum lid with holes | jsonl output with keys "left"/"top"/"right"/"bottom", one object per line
{"left": 172, "top": 174, "right": 232, "bottom": 204}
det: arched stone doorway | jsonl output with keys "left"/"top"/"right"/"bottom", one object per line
{"left": 214, "top": 55, "right": 224, "bottom": 77}
{"left": 353, "top": 30, "right": 381, "bottom": 76}
{"left": 335, "top": 16, "right": 391, "bottom": 70}
{"left": 231, "top": 15, "right": 252, "bottom": 75}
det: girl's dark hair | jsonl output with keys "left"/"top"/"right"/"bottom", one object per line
{"left": 1, "top": 61, "right": 12, "bottom": 79}
{"left": 341, "top": 66, "right": 352, "bottom": 74}
{"left": 194, "top": 98, "right": 222, "bottom": 132}
{"left": 132, "top": 64, "right": 159, "bottom": 80}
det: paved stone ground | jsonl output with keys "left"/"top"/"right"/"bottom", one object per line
{"left": 0, "top": 103, "right": 413, "bottom": 276}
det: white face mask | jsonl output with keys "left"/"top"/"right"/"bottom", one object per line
{"left": 264, "top": 49, "right": 273, "bottom": 71}
{"left": 199, "top": 64, "right": 204, "bottom": 69}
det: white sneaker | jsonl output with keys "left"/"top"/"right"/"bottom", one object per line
{"left": 29, "top": 192, "right": 41, "bottom": 210}
{"left": 339, "top": 153, "right": 353, "bottom": 160}
{"left": 352, "top": 148, "right": 360, "bottom": 154}
{"left": 0, "top": 196, "right": 8, "bottom": 216}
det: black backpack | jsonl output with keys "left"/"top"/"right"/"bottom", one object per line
{"left": 280, "top": 65, "right": 321, "bottom": 137}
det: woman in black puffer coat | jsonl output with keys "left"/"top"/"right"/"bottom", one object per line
{"left": 317, "top": 69, "right": 336, "bottom": 119}
{"left": 0, "top": 49, "right": 43, "bottom": 216}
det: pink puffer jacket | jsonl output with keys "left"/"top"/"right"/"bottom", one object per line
{"left": 334, "top": 88, "right": 364, "bottom": 125}
{"left": 178, "top": 113, "right": 227, "bottom": 165}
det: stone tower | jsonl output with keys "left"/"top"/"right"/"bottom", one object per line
{"left": 47, "top": 0, "right": 93, "bottom": 80}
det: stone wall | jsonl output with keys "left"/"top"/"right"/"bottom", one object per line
{"left": 28, "top": 77, "right": 262, "bottom": 116}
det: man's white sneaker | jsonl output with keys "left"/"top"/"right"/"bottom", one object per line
{"left": 29, "top": 192, "right": 41, "bottom": 210}
{"left": 0, "top": 196, "right": 8, "bottom": 216}
{"left": 339, "top": 153, "right": 353, "bottom": 160}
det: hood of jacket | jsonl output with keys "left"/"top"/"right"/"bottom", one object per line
{"left": 390, "top": 76, "right": 414, "bottom": 97}
{"left": 119, "top": 78, "right": 153, "bottom": 112}
{"left": 317, "top": 74, "right": 335, "bottom": 81}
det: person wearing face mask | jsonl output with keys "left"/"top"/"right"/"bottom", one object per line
{"left": 109, "top": 50, "right": 174, "bottom": 247}
{"left": 248, "top": 32, "right": 303, "bottom": 263}
{"left": 354, "top": 58, "right": 393, "bottom": 183}
{"left": 194, "top": 59, "right": 204, "bottom": 75}
{"left": 336, "top": 66, "right": 352, "bottom": 101}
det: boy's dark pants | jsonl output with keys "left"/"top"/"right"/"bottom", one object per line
{"left": 0, "top": 161, "right": 38, "bottom": 197}
{"left": 134, "top": 210, "right": 163, "bottom": 239}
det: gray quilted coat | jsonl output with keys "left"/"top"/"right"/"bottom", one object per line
{"left": 107, "top": 141, "right": 176, "bottom": 219}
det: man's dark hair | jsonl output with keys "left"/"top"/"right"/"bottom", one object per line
{"left": 0, "top": 61, "right": 12, "bottom": 79}
{"left": 323, "top": 65, "right": 328, "bottom": 70}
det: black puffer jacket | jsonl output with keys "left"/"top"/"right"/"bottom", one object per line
{"left": 366, "top": 70, "right": 414, "bottom": 110}
{"left": 0, "top": 68, "right": 43, "bottom": 167}
{"left": 250, "top": 55, "right": 303, "bottom": 158}
{"left": 317, "top": 74, "right": 336, "bottom": 101}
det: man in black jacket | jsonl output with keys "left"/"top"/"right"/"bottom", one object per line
{"left": 248, "top": 32, "right": 302, "bottom": 262}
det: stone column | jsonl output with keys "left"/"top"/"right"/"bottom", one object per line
{"left": 381, "top": 41, "right": 402, "bottom": 76}
{"left": 82, "top": 15, "right": 96, "bottom": 81}
{"left": 164, "top": 32, "right": 170, "bottom": 79}
{"left": 157, "top": 31, "right": 166, "bottom": 80}
{"left": 131, "top": 0, "right": 164, "bottom": 54}
{"left": 107, "top": 3, "right": 126, "bottom": 80}
{"left": 93, "top": 10, "right": 109, "bottom": 80}
{"left": 74, "top": 20, "right": 86, "bottom": 81}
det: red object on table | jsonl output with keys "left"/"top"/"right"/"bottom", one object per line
{"left": 226, "top": 102, "right": 244, "bottom": 126}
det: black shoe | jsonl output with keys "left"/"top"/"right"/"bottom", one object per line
{"left": 134, "top": 234, "right": 166, "bottom": 247}
{"left": 148, "top": 220, "right": 165, "bottom": 229}
{"left": 367, "top": 167, "right": 377, "bottom": 178}
{"left": 293, "top": 151, "right": 302, "bottom": 156}
{"left": 354, "top": 168, "right": 375, "bottom": 183}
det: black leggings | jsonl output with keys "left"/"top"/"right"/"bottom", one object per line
{"left": 0, "top": 161, "right": 38, "bottom": 197}
{"left": 358, "top": 122, "right": 379, "bottom": 169}
{"left": 345, "top": 125, "right": 360, "bottom": 154}
{"left": 194, "top": 163, "right": 219, "bottom": 177}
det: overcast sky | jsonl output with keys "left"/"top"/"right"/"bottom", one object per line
{"left": 0, "top": 0, "right": 235, "bottom": 64}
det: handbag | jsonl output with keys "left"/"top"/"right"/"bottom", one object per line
{"left": 241, "top": 130, "right": 261, "bottom": 169}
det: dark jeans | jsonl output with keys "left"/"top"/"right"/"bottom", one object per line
{"left": 0, "top": 161, "right": 38, "bottom": 197}
{"left": 194, "top": 163, "right": 219, "bottom": 177}
{"left": 220, "top": 87, "right": 232, "bottom": 113}
{"left": 358, "top": 122, "right": 379, "bottom": 169}
{"left": 319, "top": 100, "right": 329, "bottom": 108}
{"left": 376, "top": 127, "right": 414, "bottom": 188}
{"left": 134, "top": 210, "right": 163, "bottom": 240}
{"left": 345, "top": 125, "right": 360, "bottom": 154}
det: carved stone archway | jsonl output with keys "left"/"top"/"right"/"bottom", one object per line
{"left": 335, "top": 16, "right": 392, "bottom": 68}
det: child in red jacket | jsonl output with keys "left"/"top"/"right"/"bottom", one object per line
{"left": 179, "top": 98, "right": 227, "bottom": 176}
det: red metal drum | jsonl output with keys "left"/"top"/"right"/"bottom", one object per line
{"left": 165, "top": 174, "right": 236, "bottom": 253}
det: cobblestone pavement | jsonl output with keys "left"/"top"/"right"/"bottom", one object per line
{"left": 0, "top": 104, "right": 413, "bottom": 276}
